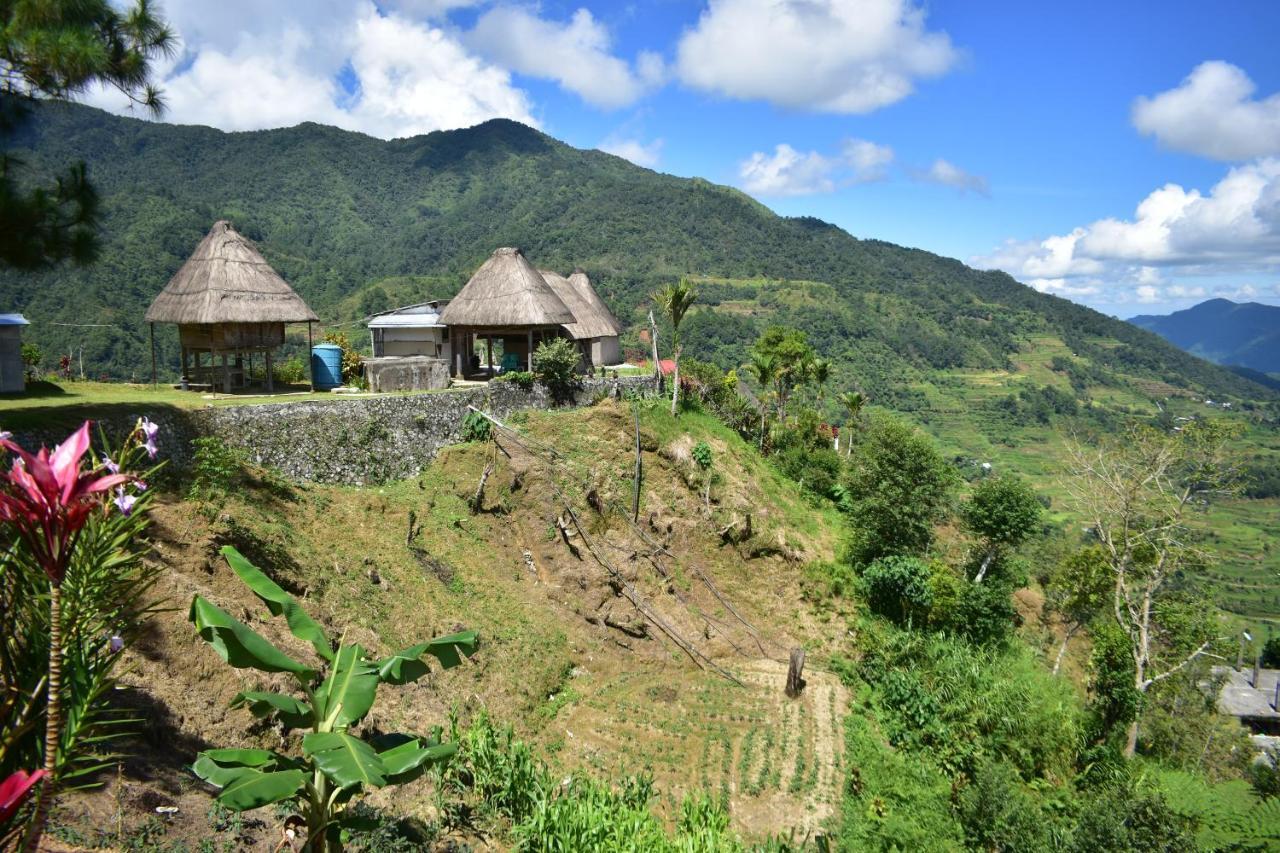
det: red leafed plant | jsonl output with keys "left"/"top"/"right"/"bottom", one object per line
{"left": 0, "top": 770, "right": 46, "bottom": 825}
{"left": 0, "top": 422, "right": 135, "bottom": 850}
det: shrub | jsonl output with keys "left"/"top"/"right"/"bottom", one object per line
{"left": 460, "top": 410, "right": 491, "bottom": 443}
{"left": 322, "top": 330, "right": 364, "bottom": 384}
{"left": 20, "top": 342, "right": 42, "bottom": 379}
{"left": 274, "top": 355, "right": 306, "bottom": 385}
{"left": 532, "top": 338, "right": 580, "bottom": 403}
{"left": 949, "top": 578, "right": 1017, "bottom": 645}
{"left": 188, "top": 436, "right": 243, "bottom": 503}
{"left": 691, "top": 440, "right": 712, "bottom": 470}
{"left": 863, "top": 556, "right": 933, "bottom": 627}
{"left": 957, "top": 760, "right": 1051, "bottom": 852}
{"left": 494, "top": 370, "right": 534, "bottom": 391}
{"left": 189, "top": 547, "right": 477, "bottom": 850}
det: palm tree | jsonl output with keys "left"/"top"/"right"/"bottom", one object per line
{"left": 811, "top": 357, "right": 831, "bottom": 407}
{"left": 838, "top": 391, "right": 866, "bottom": 456}
{"left": 744, "top": 352, "right": 778, "bottom": 448}
{"left": 654, "top": 279, "right": 697, "bottom": 416}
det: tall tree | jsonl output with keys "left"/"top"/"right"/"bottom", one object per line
{"left": 961, "top": 474, "right": 1042, "bottom": 583}
{"left": 1, "top": 0, "right": 173, "bottom": 268}
{"left": 1045, "top": 547, "right": 1111, "bottom": 675}
{"left": 837, "top": 390, "right": 866, "bottom": 456}
{"left": 843, "top": 412, "right": 958, "bottom": 566}
{"left": 654, "top": 279, "right": 696, "bottom": 416}
{"left": 744, "top": 352, "right": 778, "bottom": 448}
{"left": 752, "top": 326, "right": 817, "bottom": 420}
{"left": 1064, "top": 419, "right": 1243, "bottom": 757}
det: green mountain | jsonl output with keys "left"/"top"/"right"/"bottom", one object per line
{"left": 0, "top": 101, "right": 1273, "bottom": 406}
{"left": 1130, "top": 298, "right": 1280, "bottom": 375}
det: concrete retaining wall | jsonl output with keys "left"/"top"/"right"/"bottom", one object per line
{"left": 10, "top": 375, "right": 658, "bottom": 485}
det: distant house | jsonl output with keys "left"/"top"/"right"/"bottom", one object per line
{"left": 363, "top": 300, "right": 453, "bottom": 392}
{"left": 367, "top": 300, "right": 451, "bottom": 361}
{"left": 1212, "top": 665, "right": 1280, "bottom": 754}
{"left": 437, "top": 247, "right": 625, "bottom": 378}
{"left": 145, "top": 221, "right": 319, "bottom": 392}
{"left": 0, "top": 313, "right": 30, "bottom": 393}
{"left": 540, "top": 269, "right": 624, "bottom": 369}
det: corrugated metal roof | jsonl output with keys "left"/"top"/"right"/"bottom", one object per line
{"left": 367, "top": 301, "right": 447, "bottom": 328}
{"left": 1213, "top": 666, "right": 1280, "bottom": 719}
{"left": 0, "top": 314, "right": 30, "bottom": 326}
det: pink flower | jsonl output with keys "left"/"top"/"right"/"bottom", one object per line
{"left": 0, "top": 422, "right": 130, "bottom": 585}
{"left": 0, "top": 769, "right": 48, "bottom": 824}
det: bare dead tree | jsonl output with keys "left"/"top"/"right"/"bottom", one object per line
{"left": 1063, "top": 419, "right": 1242, "bottom": 757}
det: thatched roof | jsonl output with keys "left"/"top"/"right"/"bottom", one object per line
{"left": 145, "top": 221, "right": 318, "bottom": 324}
{"left": 540, "top": 270, "right": 623, "bottom": 340}
{"left": 568, "top": 269, "right": 624, "bottom": 338}
{"left": 438, "top": 247, "right": 574, "bottom": 327}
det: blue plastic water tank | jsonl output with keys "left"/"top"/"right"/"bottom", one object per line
{"left": 311, "top": 344, "right": 343, "bottom": 390}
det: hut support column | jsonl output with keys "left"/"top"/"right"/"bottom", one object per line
{"left": 265, "top": 349, "right": 274, "bottom": 392}
{"left": 149, "top": 323, "right": 157, "bottom": 388}
{"left": 221, "top": 353, "right": 231, "bottom": 394}
{"left": 307, "top": 321, "right": 314, "bottom": 392}
{"left": 486, "top": 335, "right": 494, "bottom": 378}
{"left": 526, "top": 330, "right": 533, "bottom": 372}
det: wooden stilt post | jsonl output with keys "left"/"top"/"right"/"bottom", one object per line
{"left": 265, "top": 348, "right": 274, "bottom": 393}
{"left": 527, "top": 329, "right": 534, "bottom": 372}
{"left": 307, "top": 321, "right": 314, "bottom": 392}
{"left": 221, "top": 352, "right": 231, "bottom": 394}
{"left": 487, "top": 335, "right": 494, "bottom": 378}
{"left": 149, "top": 323, "right": 157, "bottom": 388}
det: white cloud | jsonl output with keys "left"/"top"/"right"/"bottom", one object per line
{"left": 676, "top": 0, "right": 957, "bottom": 113}
{"left": 843, "top": 138, "right": 894, "bottom": 182}
{"left": 78, "top": 1, "right": 537, "bottom": 138}
{"left": 912, "top": 158, "right": 989, "bottom": 195}
{"left": 1134, "top": 284, "right": 1161, "bottom": 304}
{"left": 598, "top": 136, "right": 664, "bottom": 168}
{"left": 977, "top": 158, "right": 1280, "bottom": 279}
{"left": 737, "top": 137, "right": 896, "bottom": 196}
{"left": 466, "top": 7, "right": 658, "bottom": 109}
{"left": 976, "top": 159, "right": 1280, "bottom": 311}
{"left": 1133, "top": 61, "right": 1280, "bottom": 161}
{"left": 739, "top": 144, "right": 837, "bottom": 196}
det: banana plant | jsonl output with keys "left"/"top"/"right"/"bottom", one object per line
{"left": 189, "top": 546, "right": 477, "bottom": 851}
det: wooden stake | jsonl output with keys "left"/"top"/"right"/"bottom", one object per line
{"left": 149, "top": 322, "right": 157, "bottom": 388}
{"left": 632, "top": 403, "right": 642, "bottom": 522}
{"left": 785, "top": 647, "right": 806, "bottom": 697}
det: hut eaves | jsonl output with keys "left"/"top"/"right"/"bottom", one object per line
{"left": 540, "top": 270, "right": 620, "bottom": 340}
{"left": 145, "top": 221, "right": 318, "bottom": 325}
{"left": 567, "top": 269, "right": 623, "bottom": 337}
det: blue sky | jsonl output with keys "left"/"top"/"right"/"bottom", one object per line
{"left": 83, "top": 1, "right": 1280, "bottom": 318}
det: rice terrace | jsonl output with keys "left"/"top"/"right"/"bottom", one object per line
{"left": 2, "top": 2, "right": 1280, "bottom": 851}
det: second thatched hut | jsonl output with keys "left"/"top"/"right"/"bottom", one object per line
{"left": 145, "top": 220, "right": 318, "bottom": 392}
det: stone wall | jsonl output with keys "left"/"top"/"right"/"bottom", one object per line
{"left": 11, "top": 375, "right": 658, "bottom": 485}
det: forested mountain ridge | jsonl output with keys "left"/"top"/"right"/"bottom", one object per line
{"left": 1130, "top": 299, "right": 1280, "bottom": 375}
{"left": 1, "top": 101, "right": 1273, "bottom": 404}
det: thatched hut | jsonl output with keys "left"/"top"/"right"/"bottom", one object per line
{"left": 564, "top": 269, "right": 623, "bottom": 367}
{"left": 145, "top": 221, "right": 318, "bottom": 392}
{"left": 438, "top": 247, "right": 575, "bottom": 376}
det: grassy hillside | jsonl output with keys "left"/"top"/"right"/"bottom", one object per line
{"left": 2, "top": 101, "right": 1273, "bottom": 411}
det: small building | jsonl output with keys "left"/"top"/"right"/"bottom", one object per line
{"left": 1212, "top": 665, "right": 1280, "bottom": 755}
{"left": 438, "top": 247, "right": 576, "bottom": 377}
{"left": 541, "top": 269, "right": 624, "bottom": 369}
{"left": 145, "top": 221, "right": 319, "bottom": 392}
{"left": 367, "top": 300, "right": 451, "bottom": 361}
{"left": 363, "top": 300, "right": 453, "bottom": 392}
{"left": 0, "top": 314, "right": 30, "bottom": 393}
